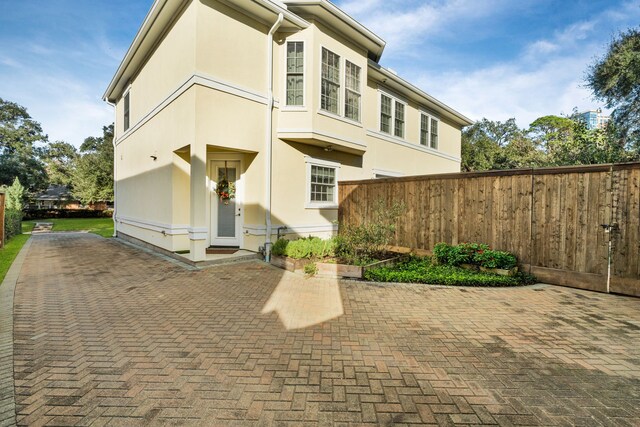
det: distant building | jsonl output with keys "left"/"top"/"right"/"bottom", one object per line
{"left": 578, "top": 109, "right": 610, "bottom": 130}
{"left": 31, "top": 185, "right": 108, "bottom": 210}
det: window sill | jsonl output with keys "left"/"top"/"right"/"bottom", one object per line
{"left": 281, "top": 106, "right": 307, "bottom": 112}
{"left": 305, "top": 203, "right": 338, "bottom": 210}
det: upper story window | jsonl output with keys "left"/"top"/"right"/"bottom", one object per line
{"left": 379, "top": 92, "right": 405, "bottom": 138}
{"left": 123, "top": 92, "right": 130, "bottom": 131}
{"left": 420, "top": 112, "right": 440, "bottom": 149}
{"left": 430, "top": 117, "right": 439, "bottom": 149}
{"left": 286, "top": 41, "right": 304, "bottom": 106}
{"left": 344, "top": 61, "right": 361, "bottom": 122}
{"left": 380, "top": 94, "right": 392, "bottom": 133}
{"left": 394, "top": 102, "right": 405, "bottom": 138}
{"left": 321, "top": 48, "right": 340, "bottom": 114}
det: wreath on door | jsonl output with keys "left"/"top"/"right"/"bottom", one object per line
{"left": 216, "top": 161, "right": 236, "bottom": 204}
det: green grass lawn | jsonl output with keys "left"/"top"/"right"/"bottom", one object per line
{"left": 0, "top": 234, "right": 30, "bottom": 283}
{"left": 22, "top": 217, "right": 114, "bottom": 238}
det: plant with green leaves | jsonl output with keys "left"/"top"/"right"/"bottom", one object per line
{"left": 3, "top": 177, "right": 24, "bottom": 240}
{"left": 271, "top": 236, "right": 336, "bottom": 260}
{"left": 337, "top": 199, "right": 404, "bottom": 264}
{"left": 473, "top": 249, "right": 517, "bottom": 269}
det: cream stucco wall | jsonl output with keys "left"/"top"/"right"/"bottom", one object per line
{"left": 114, "top": 1, "right": 196, "bottom": 139}
{"left": 111, "top": 0, "right": 469, "bottom": 257}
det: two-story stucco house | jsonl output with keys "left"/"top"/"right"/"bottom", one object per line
{"left": 103, "top": 0, "right": 473, "bottom": 262}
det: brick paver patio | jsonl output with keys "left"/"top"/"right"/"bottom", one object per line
{"left": 4, "top": 233, "right": 640, "bottom": 426}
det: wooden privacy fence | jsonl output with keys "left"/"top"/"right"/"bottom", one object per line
{"left": 339, "top": 162, "right": 640, "bottom": 297}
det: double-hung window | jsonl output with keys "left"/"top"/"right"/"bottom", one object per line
{"left": 394, "top": 102, "right": 405, "bottom": 138}
{"left": 344, "top": 61, "right": 361, "bottom": 121}
{"left": 123, "top": 92, "right": 130, "bottom": 131}
{"left": 379, "top": 92, "right": 405, "bottom": 138}
{"left": 380, "top": 94, "right": 392, "bottom": 133}
{"left": 430, "top": 117, "right": 439, "bottom": 149}
{"left": 286, "top": 41, "right": 304, "bottom": 106}
{"left": 306, "top": 157, "right": 340, "bottom": 208}
{"left": 420, "top": 112, "right": 440, "bottom": 149}
{"left": 420, "top": 113, "right": 429, "bottom": 146}
{"left": 321, "top": 48, "right": 340, "bottom": 114}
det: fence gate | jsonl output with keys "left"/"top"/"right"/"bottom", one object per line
{"left": 609, "top": 164, "right": 640, "bottom": 297}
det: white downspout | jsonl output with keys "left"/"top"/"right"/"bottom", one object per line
{"left": 105, "top": 99, "right": 118, "bottom": 238}
{"left": 264, "top": 13, "right": 284, "bottom": 262}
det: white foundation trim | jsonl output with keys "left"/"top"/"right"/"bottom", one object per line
{"left": 188, "top": 227, "right": 208, "bottom": 240}
{"left": 117, "top": 215, "right": 189, "bottom": 235}
{"left": 366, "top": 129, "right": 461, "bottom": 162}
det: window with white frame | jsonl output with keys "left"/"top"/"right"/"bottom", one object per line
{"left": 123, "top": 92, "right": 130, "bottom": 131}
{"left": 420, "top": 113, "right": 429, "bottom": 146}
{"left": 286, "top": 41, "right": 304, "bottom": 106}
{"left": 321, "top": 48, "right": 340, "bottom": 114}
{"left": 394, "top": 101, "right": 405, "bottom": 138}
{"left": 420, "top": 112, "right": 440, "bottom": 149}
{"left": 380, "top": 94, "right": 392, "bottom": 133}
{"left": 306, "top": 157, "right": 340, "bottom": 207}
{"left": 379, "top": 92, "right": 406, "bottom": 138}
{"left": 344, "top": 61, "right": 361, "bottom": 121}
{"left": 430, "top": 117, "right": 439, "bottom": 149}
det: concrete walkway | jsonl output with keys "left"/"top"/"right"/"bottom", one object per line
{"left": 3, "top": 233, "right": 640, "bottom": 425}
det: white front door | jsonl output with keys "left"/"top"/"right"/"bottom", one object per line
{"left": 210, "top": 160, "right": 242, "bottom": 247}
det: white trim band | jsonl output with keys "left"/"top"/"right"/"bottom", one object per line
{"left": 117, "top": 215, "right": 189, "bottom": 236}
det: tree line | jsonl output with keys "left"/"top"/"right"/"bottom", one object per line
{"left": 462, "top": 28, "right": 640, "bottom": 171}
{"left": 0, "top": 97, "right": 113, "bottom": 204}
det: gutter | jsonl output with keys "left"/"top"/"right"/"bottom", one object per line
{"left": 264, "top": 12, "right": 284, "bottom": 262}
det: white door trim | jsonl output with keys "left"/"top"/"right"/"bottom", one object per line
{"left": 209, "top": 158, "right": 243, "bottom": 247}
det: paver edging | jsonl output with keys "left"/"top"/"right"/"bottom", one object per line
{"left": 0, "top": 236, "right": 31, "bottom": 427}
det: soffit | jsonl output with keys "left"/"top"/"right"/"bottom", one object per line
{"left": 104, "top": 0, "right": 309, "bottom": 103}
{"left": 284, "top": 0, "right": 385, "bottom": 61}
{"left": 368, "top": 61, "right": 474, "bottom": 128}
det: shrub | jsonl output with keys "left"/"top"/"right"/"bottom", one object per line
{"left": 473, "top": 249, "right": 517, "bottom": 269}
{"left": 433, "top": 242, "right": 517, "bottom": 269}
{"left": 337, "top": 199, "right": 405, "bottom": 264}
{"left": 304, "top": 262, "right": 318, "bottom": 276}
{"left": 272, "top": 237, "right": 336, "bottom": 260}
{"left": 3, "top": 178, "right": 25, "bottom": 241}
{"left": 271, "top": 238, "right": 289, "bottom": 256}
{"left": 363, "top": 256, "right": 536, "bottom": 287}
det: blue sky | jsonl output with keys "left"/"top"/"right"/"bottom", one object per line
{"left": 1, "top": 0, "right": 639, "bottom": 147}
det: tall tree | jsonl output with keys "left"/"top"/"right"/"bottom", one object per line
{"left": 461, "top": 118, "right": 535, "bottom": 171}
{"left": 0, "top": 98, "right": 48, "bottom": 193}
{"left": 43, "top": 141, "right": 78, "bottom": 188}
{"left": 72, "top": 124, "right": 114, "bottom": 204}
{"left": 586, "top": 28, "right": 640, "bottom": 152}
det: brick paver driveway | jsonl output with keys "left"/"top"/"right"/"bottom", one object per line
{"left": 6, "top": 233, "right": 640, "bottom": 426}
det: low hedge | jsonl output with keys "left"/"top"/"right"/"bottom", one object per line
{"left": 23, "top": 209, "right": 113, "bottom": 220}
{"left": 364, "top": 257, "right": 536, "bottom": 287}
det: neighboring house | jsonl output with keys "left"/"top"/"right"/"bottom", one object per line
{"left": 31, "top": 185, "right": 108, "bottom": 210}
{"left": 578, "top": 109, "right": 610, "bottom": 130}
{"left": 103, "top": 0, "right": 473, "bottom": 262}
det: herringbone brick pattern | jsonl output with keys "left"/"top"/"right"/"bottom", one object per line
{"left": 11, "top": 233, "right": 640, "bottom": 426}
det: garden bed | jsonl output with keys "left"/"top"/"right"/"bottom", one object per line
{"left": 270, "top": 255, "right": 398, "bottom": 279}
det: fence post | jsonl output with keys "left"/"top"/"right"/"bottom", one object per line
{"left": 0, "top": 191, "right": 5, "bottom": 249}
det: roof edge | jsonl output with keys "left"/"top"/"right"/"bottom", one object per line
{"left": 368, "top": 60, "right": 474, "bottom": 127}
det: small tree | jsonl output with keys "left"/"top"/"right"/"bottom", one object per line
{"left": 4, "top": 177, "right": 24, "bottom": 240}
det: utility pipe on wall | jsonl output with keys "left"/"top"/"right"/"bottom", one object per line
{"left": 264, "top": 13, "right": 284, "bottom": 262}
